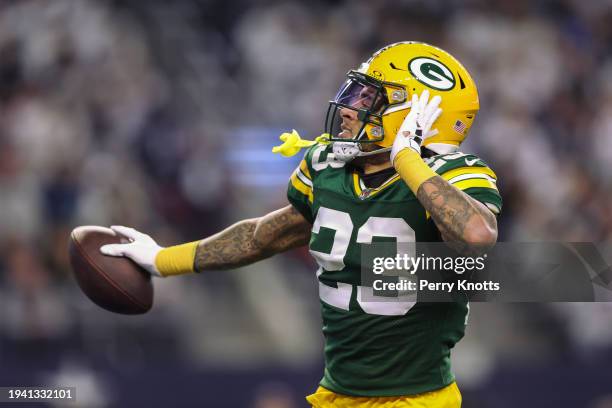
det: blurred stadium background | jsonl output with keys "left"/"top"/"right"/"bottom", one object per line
{"left": 1, "top": 0, "right": 612, "bottom": 406}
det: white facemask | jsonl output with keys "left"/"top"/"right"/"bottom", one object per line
{"left": 332, "top": 141, "right": 391, "bottom": 162}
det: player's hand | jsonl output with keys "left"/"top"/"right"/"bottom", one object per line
{"left": 390, "top": 90, "right": 442, "bottom": 163}
{"left": 100, "top": 226, "right": 164, "bottom": 277}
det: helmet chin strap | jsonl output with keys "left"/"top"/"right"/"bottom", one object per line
{"left": 332, "top": 141, "right": 391, "bottom": 162}
{"left": 358, "top": 146, "right": 392, "bottom": 157}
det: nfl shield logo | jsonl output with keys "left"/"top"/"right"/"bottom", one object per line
{"left": 359, "top": 189, "right": 372, "bottom": 200}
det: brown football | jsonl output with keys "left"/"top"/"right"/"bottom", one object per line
{"left": 69, "top": 226, "right": 153, "bottom": 314}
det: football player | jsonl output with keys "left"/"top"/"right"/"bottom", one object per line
{"left": 100, "top": 42, "right": 501, "bottom": 407}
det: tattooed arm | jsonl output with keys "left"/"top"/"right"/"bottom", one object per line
{"left": 98, "top": 205, "right": 310, "bottom": 277}
{"left": 194, "top": 205, "right": 312, "bottom": 271}
{"left": 417, "top": 176, "right": 498, "bottom": 254}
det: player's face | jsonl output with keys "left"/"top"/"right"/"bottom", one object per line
{"left": 338, "top": 85, "right": 384, "bottom": 139}
{"left": 327, "top": 75, "right": 391, "bottom": 168}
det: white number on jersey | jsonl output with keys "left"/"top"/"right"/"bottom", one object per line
{"left": 310, "top": 207, "right": 417, "bottom": 316}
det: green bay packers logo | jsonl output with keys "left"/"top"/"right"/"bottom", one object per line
{"left": 408, "top": 57, "right": 455, "bottom": 91}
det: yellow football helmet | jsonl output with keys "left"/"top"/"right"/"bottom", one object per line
{"left": 325, "top": 41, "right": 479, "bottom": 155}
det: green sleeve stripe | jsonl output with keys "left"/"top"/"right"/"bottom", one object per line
{"left": 463, "top": 186, "right": 502, "bottom": 199}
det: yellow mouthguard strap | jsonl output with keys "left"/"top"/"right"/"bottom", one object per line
{"left": 155, "top": 241, "right": 200, "bottom": 277}
{"left": 393, "top": 149, "right": 438, "bottom": 193}
{"left": 272, "top": 129, "right": 330, "bottom": 158}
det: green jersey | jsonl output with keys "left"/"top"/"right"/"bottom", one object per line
{"left": 287, "top": 144, "right": 502, "bottom": 397}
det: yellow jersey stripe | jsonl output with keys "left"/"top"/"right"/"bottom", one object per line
{"left": 441, "top": 166, "right": 497, "bottom": 181}
{"left": 452, "top": 178, "right": 498, "bottom": 191}
{"left": 351, "top": 172, "right": 401, "bottom": 198}
{"left": 353, "top": 173, "right": 362, "bottom": 195}
{"left": 299, "top": 160, "right": 312, "bottom": 180}
{"left": 367, "top": 175, "right": 401, "bottom": 198}
{"left": 290, "top": 171, "right": 313, "bottom": 203}
{"left": 296, "top": 168, "right": 313, "bottom": 187}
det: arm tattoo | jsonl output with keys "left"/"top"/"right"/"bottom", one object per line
{"left": 194, "top": 205, "right": 311, "bottom": 272}
{"left": 416, "top": 176, "right": 497, "bottom": 254}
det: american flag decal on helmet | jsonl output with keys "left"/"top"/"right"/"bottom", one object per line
{"left": 453, "top": 120, "right": 467, "bottom": 134}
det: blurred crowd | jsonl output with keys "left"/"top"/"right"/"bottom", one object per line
{"left": 0, "top": 0, "right": 612, "bottom": 406}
